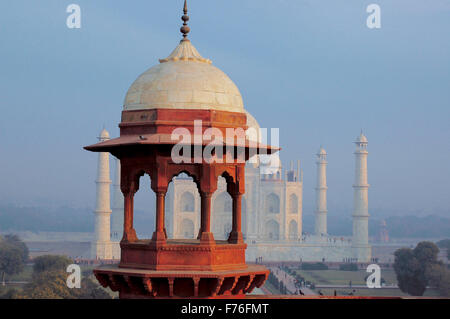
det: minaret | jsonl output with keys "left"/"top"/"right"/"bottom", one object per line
{"left": 91, "top": 128, "right": 112, "bottom": 260}
{"left": 352, "top": 131, "right": 371, "bottom": 262}
{"left": 111, "top": 158, "right": 124, "bottom": 259}
{"left": 315, "top": 147, "right": 328, "bottom": 236}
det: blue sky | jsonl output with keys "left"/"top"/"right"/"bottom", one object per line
{"left": 0, "top": 1, "right": 449, "bottom": 216}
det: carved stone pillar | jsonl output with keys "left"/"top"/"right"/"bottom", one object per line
{"left": 199, "top": 191, "right": 215, "bottom": 244}
{"left": 228, "top": 192, "right": 244, "bottom": 244}
{"left": 152, "top": 191, "right": 167, "bottom": 244}
{"left": 122, "top": 190, "right": 138, "bottom": 243}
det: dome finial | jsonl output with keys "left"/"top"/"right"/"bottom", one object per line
{"left": 180, "top": 0, "right": 190, "bottom": 41}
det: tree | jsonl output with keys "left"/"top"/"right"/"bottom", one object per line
{"left": 3, "top": 234, "right": 29, "bottom": 263}
{"left": 426, "top": 263, "right": 450, "bottom": 297}
{"left": 74, "top": 277, "right": 112, "bottom": 299}
{"left": 32, "top": 255, "right": 72, "bottom": 275}
{"left": 13, "top": 255, "right": 112, "bottom": 299}
{"left": 0, "top": 242, "right": 24, "bottom": 286}
{"left": 339, "top": 263, "right": 358, "bottom": 271}
{"left": 16, "top": 270, "right": 73, "bottom": 299}
{"left": 394, "top": 241, "right": 440, "bottom": 296}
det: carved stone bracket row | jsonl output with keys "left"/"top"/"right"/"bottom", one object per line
{"left": 94, "top": 270, "right": 268, "bottom": 299}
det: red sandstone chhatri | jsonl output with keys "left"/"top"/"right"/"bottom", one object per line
{"left": 85, "top": 107, "right": 277, "bottom": 298}
{"left": 84, "top": 1, "right": 279, "bottom": 298}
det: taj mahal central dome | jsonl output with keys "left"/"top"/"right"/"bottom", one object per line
{"left": 123, "top": 39, "right": 244, "bottom": 113}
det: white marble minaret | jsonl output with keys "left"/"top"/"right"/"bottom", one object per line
{"left": 91, "top": 128, "right": 113, "bottom": 260}
{"left": 111, "top": 158, "right": 124, "bottom": 259}
{"left": 315, "top": 147, "right": 328, "bottom": 236}
{"left": 352, "top": 132, "right": 371, "bottom": 262}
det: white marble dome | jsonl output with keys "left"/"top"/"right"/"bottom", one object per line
{"left": 245, "top": 111, "right": 261, "bottom": 143}
{"left": 260, "top": 154, "right": 282, "bottom": 175}
{"left": 123, "top": 40, "right": 244, "bottom": 113}
{"left": 245, "top": 110, "right": 262, "bottom": 168}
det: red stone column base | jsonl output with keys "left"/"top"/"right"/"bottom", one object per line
{"left": 151, "top": 231, "right": 167, "bottom": 246}
{"left": 228, "top": 231, "right": 244, "bottom": 244}
{"left": 199, "top": 232, "right": 216, "bottom": 245}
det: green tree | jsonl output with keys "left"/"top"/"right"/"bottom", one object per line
{"left": 74, "top": 277, "right": 112, "bottom": 299}
{"left": 0, "top": 242, "right": 24, "bottom": 285}
{"left": 426, "top": 263, "right": 450, "bottom": 297}
{"left": 3, "top": 234, "right": 29, "bottom": 263}
{"left": 32, "top": 255, "right": 72, "bottom": 275}
{"left": 394, "top": 241, "right": 440, "bottom": 296}
{"left": 14, "top": 255, "right": 112, "bottom": 299}
{"left": 17, "top": 270, "right": 73, "bottom": 299}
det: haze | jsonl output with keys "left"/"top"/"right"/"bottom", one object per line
{"left": 0, "top": 0, "right": 448, "bottom": 217}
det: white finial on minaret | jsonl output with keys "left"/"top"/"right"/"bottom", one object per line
{"left": 315, "top": 146, "right": 328, "bottom": 236}
{"left": 352, "top": 131, "right": 371, "bottom": 262}
{"left": 91, "top": 128, "right": 113, "bottom": 260}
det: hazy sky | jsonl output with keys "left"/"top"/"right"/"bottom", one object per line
{"left": 0, "top": 1, "right": 449, "bottom": 217}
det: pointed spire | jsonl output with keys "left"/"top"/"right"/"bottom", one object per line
{"left": 159, "top": 1, "right": 212, "bottom": 64}
{"left": 180, "top": 0, "right": 190, "bottom": 41}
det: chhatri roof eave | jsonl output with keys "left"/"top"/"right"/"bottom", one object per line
{"left": 84, "top": 134, "right": 280, "bottom": 154}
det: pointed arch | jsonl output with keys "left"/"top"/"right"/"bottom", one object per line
{"left": 266, "top": 193, "right": 280, "bottom": 214}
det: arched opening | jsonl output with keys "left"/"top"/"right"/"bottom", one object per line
{"left": 288, "top": 220, "right": 298, "bottom": 240}
{"left": 289, "top": 194, "right": 298, "bottom": 214}
{"left": 133, "top": 174, "right": 155, "bottom": 239}
{"left": 266, "top": 193, "right": 280, "bottom": 214}
{"left": 265, "top": 220, "right": 279, "bottom": 240}
{"left": 180, "top": 218, "right": 195, "bottom": 239}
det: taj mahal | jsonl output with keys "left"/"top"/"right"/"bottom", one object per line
{"left": 89, "top": 10, "right": 372, "bottom": 263}
{"left": 91, "top": 127, "right": 372, "bottom": 263}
